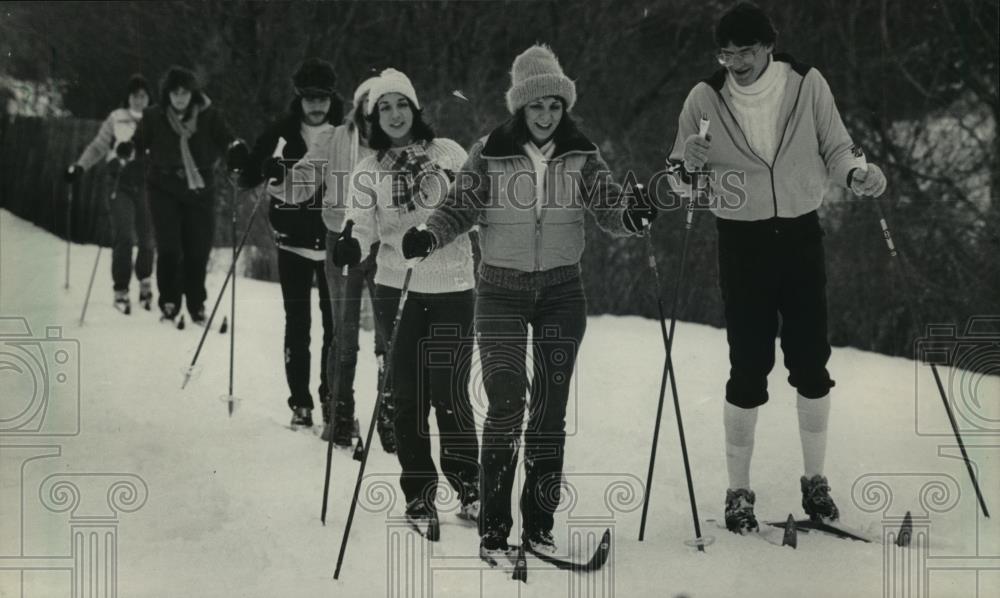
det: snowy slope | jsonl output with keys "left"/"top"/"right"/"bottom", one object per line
{"left": 1, "top": 209, "right": 997, "bottom": 598}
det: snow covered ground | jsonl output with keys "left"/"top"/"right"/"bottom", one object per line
{"left": 1, "top": 208, "right": 997, "bottom": 598}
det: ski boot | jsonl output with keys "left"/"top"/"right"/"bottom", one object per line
{"left": 405, "top": 498, "right": 440, "bottom": 541}
{"left": 138, "top": 278, "right": 153, "bottom": 311}
{"left": 160, "top": 302, "right": 179, "bottom": 322}
{"left": 724, "top": 488, "right": 760, "bottom": 534}
{"left": 801, "top": 474, "right": 840, "bottom": 522}
{"left": 189, "top": 305, "right": 207, "bottom": 327}
{"left": 524, "top": 528, "right": 557, "bottom": 555}
{"left": 289, "top": 406, "right": 313, "bottom": 429}
{"left": 114, "top": 290, "right": 131, "bottom": 315}
{"left": 479, "top": 531, "right": 512, "bottom": 567}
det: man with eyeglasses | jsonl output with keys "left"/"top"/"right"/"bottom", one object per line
{"left": 666, "top": 2, "right": 887, "bottom": 535}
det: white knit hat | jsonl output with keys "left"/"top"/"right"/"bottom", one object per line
{"left": 353, "top": 76, "right": 378, "bottom": 107}
{"left": 365, "top": 68, "right": 420, "bottom": 116}
{"left": 505, "top": 44, "right": 577, "bottom": 114}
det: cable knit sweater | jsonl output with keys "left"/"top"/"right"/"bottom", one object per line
{"left": 346, "top": 138, "right": 473, "bottom": 294}
{"left": 727, "top": 56, "right": 789, "bottom": 163}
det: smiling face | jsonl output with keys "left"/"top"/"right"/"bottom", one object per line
{"left": 720, "top": 42, "right": 772, "bottom": 87}
{"left": 376, "top": 92, "right": 414, "bottom": 146}
{"left": 524, "top": 96, "right": 563, "bottom": 145}
{"left": 168, "top": 87, "right": 192, "bottom": 113}
{"left": 300, "top": 95, "right": 331, "bottom": 126}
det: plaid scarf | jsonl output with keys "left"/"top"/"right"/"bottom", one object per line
{"left": 376, "top": 141, "right": 441, "bottom": 211}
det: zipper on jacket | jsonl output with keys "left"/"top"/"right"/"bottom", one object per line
{"left": 715, "top": 74, "right": 806, "bottom": 218}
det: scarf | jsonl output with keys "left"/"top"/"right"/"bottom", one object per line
{"left": 376, "top": 141, "right": 439, "bottom": 212}
{"left": 166, "top": 100, "right": 206, "bottom": 190}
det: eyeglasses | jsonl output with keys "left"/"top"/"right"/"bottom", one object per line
{"left": 716, "top": 45, "right": 762, "bottom": 66}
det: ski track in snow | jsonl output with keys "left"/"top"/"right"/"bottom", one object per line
{"left": 1, "top": 209, "right": 997, "bottom": 597}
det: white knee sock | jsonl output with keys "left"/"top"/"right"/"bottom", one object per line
{"left": 797, "top": 393, "right": 831, "bottom": 477}
{"left": 724, "top": 402, "right": 758, "bottom": 490}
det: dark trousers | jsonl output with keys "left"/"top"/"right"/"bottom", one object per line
{"left": 324, "top": 232, "right": 385, "bottom": 417}
{"left": 278, "top": 249, "right": 333, "bottom": 409}
{"left": 475, "top": 276, "right": 587, "bottom": 538}
{"left": 717, "top": 211, "right": 835, "bottom": 409}
{"left": 373, "top": 284, "right": 479, "bottom": 508}
{"left": 147, "top": 184, "right": 215, "bottom": 315}
{"left": 109, "top": 182, "right": 155, "bottom": 292}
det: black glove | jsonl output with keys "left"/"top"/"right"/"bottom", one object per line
{"left": 623, "top": 184, "right": 658, "bottom": 233}
{"left": 401, "top": 226, "right": 436, "bottom": 259}
{"left": 115, "top": 140, "right": 134, "bottom": 161}
{"left": 226, "top": 139, "right": 250, "bottom": 173}
{"left": 64, "top": 164, "right": 82, "bottom": 184}
{"left": 262, "top": 157, "right": 286, "bottom": 184}
{"left": 331, "top": 220, "right": 362, "bottom": 268}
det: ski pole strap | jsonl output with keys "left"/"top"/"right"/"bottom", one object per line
{"left": 878, "top": 218, "right": 897, "bottom": 257}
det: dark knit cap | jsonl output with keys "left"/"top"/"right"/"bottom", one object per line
{"left": 293, "top": 58, "right": 337, "bottom": 97}
{"left": 715, "top": 2, "right": 778, "bottom": 48}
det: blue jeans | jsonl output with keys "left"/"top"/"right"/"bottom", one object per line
{"left": 324, "top": 232, "right": 385, "bottom": 418}
{"left": 475, "top": 275, "right": 587, "bottom": 538}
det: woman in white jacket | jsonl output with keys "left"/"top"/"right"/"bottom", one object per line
{"left": 66, "top": 74, "right": 154, "bottom": 314}
{"left": 332, "top": 69, "right": 479, "bottom": 541}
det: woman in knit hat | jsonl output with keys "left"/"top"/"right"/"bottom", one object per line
{"left": 408, "top": 44, "right": 657, "bottom": 562}
{"left": 66, "top": 74, "right": 155, "bottom": 314}
{"left": 333, "top": 68, "right": 481, "bottom": 540}
{"left": 132, "top": 66, "right": 247, "bottom": 324}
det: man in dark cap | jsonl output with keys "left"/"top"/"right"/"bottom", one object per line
{"left": 240, "top": 58, "right": 343, "bottom": 429}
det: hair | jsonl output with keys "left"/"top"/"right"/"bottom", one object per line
{"left": 508, "top": 95, "right": 579, "bottom": 146}
{"left": 158, "top": 66, "right": 205, "bottom": 115}
{"left": 288, "top": 93, "right": 344, "bottom": 125}
{"left": 715, "top": 2, "right": 778, "bottom": 48}
{"left": 366, "top": 100, "right": 435, "bottom": 152}
{"left": 350, "top": 92, "right": 370, "bottom": 139}
{"left": 123, "top": 74, "right": 150, "bottom": 108}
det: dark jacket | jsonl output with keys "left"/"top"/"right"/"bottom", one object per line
{"left": 133, "top": 99, "right": 233, "bottom": 196}
{"left": 241, "top": 114, "right": 327, "bottom": 251}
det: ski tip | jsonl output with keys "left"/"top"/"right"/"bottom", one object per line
{"left": 782, "top": 514, "right": 798, "bottom": 549}
{"left": 896, "top": 511, "right": 913, "bottom": 547}
{"left": 512, "top": 546, "right": 528, "bottom": 583}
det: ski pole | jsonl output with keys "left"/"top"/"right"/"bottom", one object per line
{"left": 637, "top": 186, "right": 705, "bottom": 549}
{"left": 226, "top": 172, "right": 239, "bottom": 416}
{"left": 65, "top": 177, "right": 74, "bottom": 289}
{"left": 638, "top": 120, "right": 710, "bottom": 548}
{"left": 854, "top": 146, "right": 989, "bottom": 518}
{"left": 333, "top": 267, "right": 413, "bottom": 580}
{"left": 181, "top": 184, "right": 264, "bottom": 389}
{"left": 79, "top": 168, "right": 123, "bottom": 325}
{"left": 321, "top": 219, "right": 360, "bottom": 524}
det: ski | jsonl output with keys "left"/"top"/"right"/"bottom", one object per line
{"left": 767, "top": 518, "right": 877, "bottom": 544}
{"left": 478, "top": 527, "right": 612, "bottom": 582}
{"left": 405, "top": 517, "right": 441, "bottom": 542}
{"left": 708, "top": 518, "right": 785, "bottom": 547}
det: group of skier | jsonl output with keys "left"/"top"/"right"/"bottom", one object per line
{"left": 62, "top": 1, "right": 889, "bottom": 563}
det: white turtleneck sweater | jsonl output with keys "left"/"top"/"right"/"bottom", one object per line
{"left": 727, "top": 56, "right": 790, "bottom": 164}
{"left": 522, "top": 138, "right": 555, "bottom": 218}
